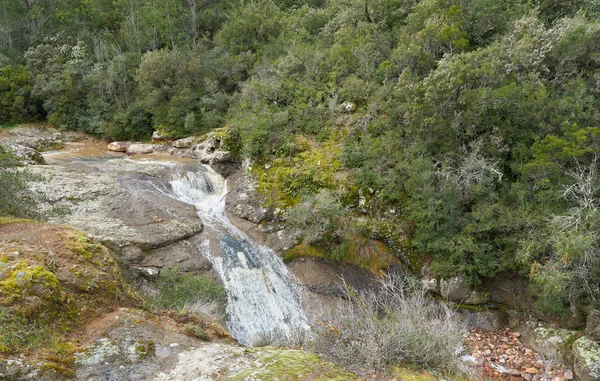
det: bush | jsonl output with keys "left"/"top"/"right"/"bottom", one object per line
{"left": 286, "top": 189, "right": 344, "bottom": 245}
{"left": 0, "top": 146, "right": 39, "bottom": 219}
{"left": 150, "top": 267, "right": 227, "bottom": 316}
{"left": 308, "top": 275, "right": 467, "bottom": 375}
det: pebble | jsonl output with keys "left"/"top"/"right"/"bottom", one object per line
{"left": 523, "top": 374, "right": 533, "bottom": 381}
{"left": 510, "top": 369, "right": 521, "bottom": 376}
{"left": 564, "top": 370, "right": 573, "bottom": 380}
{"left": 525, "top": 368, "right": 538, "bottom": 374}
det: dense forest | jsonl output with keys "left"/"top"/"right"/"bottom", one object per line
{"left": 2, "top": 0, "right": 600, "bottom": 318}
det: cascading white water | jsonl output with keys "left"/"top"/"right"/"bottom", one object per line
{"left": 169, "top": 168, "right": 309, "bottom": 346}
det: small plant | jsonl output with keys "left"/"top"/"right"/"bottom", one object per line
{"left": 149, "top": 266, "right": 227, "bottom": 316}
{"left": 308, "top": 275, "right": 467, "bottom": 376}
{"left": 185, "top": 323, "right": 209, "bottom": 341}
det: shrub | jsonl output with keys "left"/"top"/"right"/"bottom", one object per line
{"left": 150, "top": 267, "right": 227, "bottom": 317}
{"left": 286, "top": 189, "right": 344, "bottom": 245}
{"left": 0, "top": 146, "right": 39, "bottom": 219}
{"left": 308, "top": 275, "right": 467, "bottom": 375}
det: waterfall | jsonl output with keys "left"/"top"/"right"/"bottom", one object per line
{"left": 168, "top": 168, "right": 309, "bottom": 346}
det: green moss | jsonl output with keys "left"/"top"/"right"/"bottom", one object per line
{"left": 225, "top": 348, "right": 361, "bottom": 381}
{"left": 0, "top": 261, "right": 60, "bottom": 303}
{"left": 38, "top": 141, "right": 65, "bottom": 152}
{"left": 0, "top": 217, "right": 34, "bottom": 224}
{"left": 66, "top": 232, "right": 103, "bottom": 260}
{"left": 129, "top": 340, "right": 156, "bottom": 360}
{"left": 0, "top": 223, "right": 139, "bottom": 366}
{"left": 282, "top": 244, "right": 326, "bottom": 263}
{"left": 40, "top": 362, "right": 76, "bottom": 378}
{"left": 253, "top": 134, "right": 351, "bottom": 210}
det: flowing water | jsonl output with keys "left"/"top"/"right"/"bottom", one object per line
{"left": 45, "top": 142, "right": 309, "bottom": 346}
{"left": 168, "top": 169, "right": 309, "bottom": 346}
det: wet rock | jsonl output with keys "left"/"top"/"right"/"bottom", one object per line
{"left": 572, "top": 337, "right": 600, "bottom": 381}
{"left": 139, "top": 235, "right": 212, "bottom": 273}
{"left": 108, "top": 141, "right": 131, "bottom": 152}
{"left": 586, "top": 310, "right": 600, "bottom": 340}
{"left": 127, "top": 143, "right": 154, "bottom": 154}
{"left": 226, "top": 166, "right": 271, "bottom": 225}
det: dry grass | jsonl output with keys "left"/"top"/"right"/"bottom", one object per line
{"left": 307, "top": 275, "right": 467, "bottom": 376}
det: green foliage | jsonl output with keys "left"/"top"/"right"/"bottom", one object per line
{"left": 150, "top": 267, "right": 227, "bottom": 313}
{"left": 0, "top": 65, "right": 42, "bottom": 124}
{"left": 287, "top": 190, "right": 344, "bottom": 245}
{"left": 0, "top": 146, "right": 39, "bottom": 219}
{"left": 3, "top": 0, "right": 600, "bottom": 316}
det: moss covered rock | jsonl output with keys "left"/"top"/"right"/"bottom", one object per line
{"left": 225, "top": 348, "right": 360, "bottom": 381}
{"left": 0, "top": 219, "right": 139, "bottom": 370}
{"left": 573, "top": 336, "right": 600, "bottom": 381}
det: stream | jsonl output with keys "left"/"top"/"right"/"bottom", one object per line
{"left": 43, "top": 142, "right": 309, "bottom": 346}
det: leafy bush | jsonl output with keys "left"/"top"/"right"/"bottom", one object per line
{"left": 150, "top": 267, "right": 227, "bottom": 316}
{"left": 308, "top": 275, "right": 467, "bottom": 375}
{"left": 286, "top": 189, "right": 344, "bottom": 245}
{"left": 0, "top": 146, "right": 39, "bottom": 219}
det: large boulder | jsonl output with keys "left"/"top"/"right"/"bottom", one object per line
{"left": 126, "top": 143, "right": 154, "bottom": 154}
{"left": 439, "top": 275, "right": 486, "bottom": 304}
{"left": 7, "top": 143, "right": 46, "bottom": 164}
{"left": 573, "top": 337, "right": 600, "bottom": 381}
{"left": 172, "top": 136, "right": 199, "bottom": 149}
{"left": 517, "top": 319, "right": 579, "bottom": 366}
{"left": 457, "top": 309, "right": 508, "bottom": 331}
{"left": 108, "top": 141, "right": 131, "bottom": 152}
{"left": 287, "top": 256, "right": 376, "bottom": 297}
{"left": 28, "top": 161, "right": 206, "bottom": 270}
{"left": 586, "top": 310, "right": 600, "bottom": 340}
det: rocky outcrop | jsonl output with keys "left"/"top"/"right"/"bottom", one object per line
{"left": 0, "top": 125, "right": 82, "bottom": 151}
{"left": 586, "top": 310, "right": 600, "bottom": 340}
{"left": 224, "top": 165, "right": 302, "bottom": 253}
{"left": 287, "top": 256, "right": 376, "bottom": 296}
{"left": 573, "top": 337, "right": 600, "bottom": 381}
{"left": 0, "top": 125, "right": 83, "bottom": 164}
{"left": 226, "top": 165, "right": 270, "bottom": 224}
{"left": 28, "top": 160, "right": 208, "bottom": 273}
{"left": 439, "top": 275, "right": 489, "bottom": 305}
{"left": 516, "top": 319, "right": 579, "bottom": 366}
{"left": 167, "top": 132, "right": 238, "bottom": 177}
{"left": 5, "top": 143, "right": 46, "bottom": 164}
{"left": 127, "top": 143, "right": 154, "bottom": 154}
